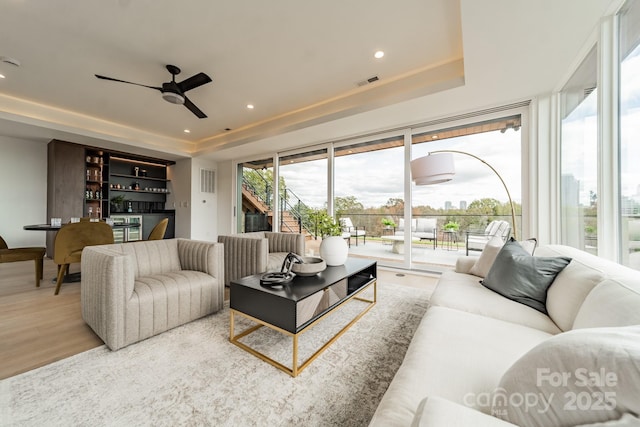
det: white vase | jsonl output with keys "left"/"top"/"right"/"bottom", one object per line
{"left": 319, "top": 235, "right": 349, "bottom": 266}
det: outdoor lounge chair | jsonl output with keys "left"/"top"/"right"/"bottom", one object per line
{"left": 394, "top": 218, "right": 437, "bottom": 249}
{"left": 465, "top": 220, "right": 511, "bottom": 255}
{"left": 340, "top": 218, "right": 366, "bottom": 246}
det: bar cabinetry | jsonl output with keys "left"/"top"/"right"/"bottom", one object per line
{"left": 46, "top": 140, "right": 176, "bottom": 253}
{"left": 108, "top": 156, "right": 170, "bottom": 214}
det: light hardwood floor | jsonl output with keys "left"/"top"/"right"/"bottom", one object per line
{"left": 0, "top": 258, "right": 438, "bottom": 380}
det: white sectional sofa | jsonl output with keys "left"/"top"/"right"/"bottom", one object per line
{"left": 370, "top": 244, "right": 640, "bottom": 427}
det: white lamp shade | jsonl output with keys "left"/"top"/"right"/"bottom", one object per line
{"left": 410, "top": 153, "right": 455, "bottom": 185}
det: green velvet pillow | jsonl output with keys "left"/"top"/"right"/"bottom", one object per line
{"left": 481, "top": 239, "right": 571, "bottom": 314}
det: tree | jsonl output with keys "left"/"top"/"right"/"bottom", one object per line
{"left": 242, "top": 168, "right": 287, "bottom": 208}
{"left": 384, "top": 198, "right": 404, "bottom": 214}
{"left": 334, "top": 196, "right": 364, "bottom": 215}
{"left": 467, "top": 198, "right": 502, "bottom": 215}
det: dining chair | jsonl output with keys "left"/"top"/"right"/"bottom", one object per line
{"left": 53, "top": 221, "right": 114, "bottom": 295}
{"left": 0, "top": 235, "right": 46, "bottom": 287}
{"left": 147, "top": 218, "right": 169, "bottom": 240}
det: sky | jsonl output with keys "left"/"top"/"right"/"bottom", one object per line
{"left": 278, "top": 128, "right": 522, "bottom": 210}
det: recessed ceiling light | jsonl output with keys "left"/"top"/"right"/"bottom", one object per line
{"left": 183, "top": 129, "right": 190, "bottom": 133}
{"left": 374, "top": 51, "right": 385, "bottom": 59}
{"left": 0, "top": 74, "right": 5, "bottom": 79}
{"left": 246, "top": 104, "right": 254, "bottom": 109}
{"left": 432, "top": 135, "right": 438, "bottom": 139}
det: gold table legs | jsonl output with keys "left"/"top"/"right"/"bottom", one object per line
{"left": 229, "top": 280, "right": 376, "bottom": 377}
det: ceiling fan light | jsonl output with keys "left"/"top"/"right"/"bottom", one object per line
{"left": 162, "top": 92, "right": 185, "bottom": 105}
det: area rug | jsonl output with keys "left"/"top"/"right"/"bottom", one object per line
{"left": 1, "top": 282, "right": 430, "bottom": 427}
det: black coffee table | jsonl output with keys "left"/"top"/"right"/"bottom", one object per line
{"left": 229, "top": 258, "right": 377, "bottom": 377}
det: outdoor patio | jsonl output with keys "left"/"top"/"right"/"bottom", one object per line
{"left": 305, "top": 236, "right": 469, "bottom": 274}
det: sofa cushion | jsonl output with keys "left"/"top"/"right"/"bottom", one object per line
{"left": 469, "top": 235, "right": 505, "bottom": 278}
{"left": 368, "top": 306, "right": 551, "bottom": 426}
{"left": 470, "top": 237, "right": 537, "bottom": 278}
{"left": 573, "top": 276, "right": 640, "bottom": 329}
{"left": 536, "top": 245, "right": 608, "bottom": 331}
{"left": 482, "top": 240, "right": 571, "bottom": 314}
{"left": 411, "top": 396, "right": 517, "bottom": 427}
{"left": 120, "top": 239, "right": 182, "bottom": 278}
{"left": 415, "top": 218, "right": 436, "bottom": 232}
{"left": 495, "top": 325, "right": 640, "bottom": 427}
{"left": 576, "top": 414, "right": 640, "bottom": 426}
{"left": 431, "top": 271, "right": 562, "bottom": 334}
{"left": 127, "top": 270, "right": 221, "bottom": 344}
{"left": 267, "top": 252, "right": 289, "bottom": 271}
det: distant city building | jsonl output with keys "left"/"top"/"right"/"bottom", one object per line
{"left": 460, "top": 201, "right": 467, "bottom": 210}
{"left": 445, "top": 201, "right": 452, "bottom": 210}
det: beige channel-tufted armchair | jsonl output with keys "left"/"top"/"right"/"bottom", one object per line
{"left": 81, "top": 238, "right": 224, "bottom": 350}
{"left": 217, "top": 231, "right": 305, "bottom": 286}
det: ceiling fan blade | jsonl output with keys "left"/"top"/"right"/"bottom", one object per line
{"left": 177, "top": 72, "right": 212, "bottom": 93}
{"left": 95, "top": 74, "right": 162, "bottom": 91}
{"left": 183, "top": 96, "right": 207, "bottom": 119}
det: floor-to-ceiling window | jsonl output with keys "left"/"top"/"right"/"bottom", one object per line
{"left": 333, "top": 133, "right": 406, "bottom": 267}
{"left": 619, "top": 0, "right": 640, "bottom": 270}
{"left": 235, "top": 112, "right": 525, "bottom": 271}
{"left": 411, "top": 116, "right": 522, "bottom": 271}
{"left": 278, "top": 148, "right": 329, "bottom": 255}
{"left": 560, "top": 47, "right": 598, "bottom": 254}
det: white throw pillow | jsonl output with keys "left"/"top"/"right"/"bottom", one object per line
{"left": 494, "top": 326, "right": 640, "bottom": 427}
{"left": 469, "top": 235, "right": 505, "bottom": 278}
{"left": 469, "top": 237, "right": 537, "bottom": 278}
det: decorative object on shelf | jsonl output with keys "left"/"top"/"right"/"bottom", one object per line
{"left": 134, "top": 166, "right": 139, "bottom": 177}
{"left": 291, "top": 256, "right": 327, "bottom": 276}
{"left": 110, "top": 195, "right": 126, "bottom": 212}
{"left": 260, "top": 252, "right": 302, "bottom": 286}
{"left": 134, "top": 182, "right": 140, "bottom": 190}
{"left": 410, "top": 150, "right": 518, "bottom": 239}
{"left": 312, "top": 210, "right": 349, "bottom": 266}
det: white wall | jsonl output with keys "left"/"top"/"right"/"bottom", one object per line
{"left": 190, "top": 157, "right": 218, "bottom": 242}
{"left": 168, "top": 157, "right": 219, "bottom": 241}
{"left": 168, "top": 159, "right": 192, "bottom": 239}
{"left": 0, "top": 136, "right": 48, "bottom": 247}
{"left": 216, "top": 160, "right": 234, "bottom": 236}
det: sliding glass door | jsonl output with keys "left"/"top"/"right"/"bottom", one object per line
{"left": 411, "top": 116, "right": 522, "bottom": 272}
{"left": 333, "top": 133, "right": 406, "bottom": 268}
{"left": 236, "top": 112, "right": 525, "bottom": 271}
{"left": 278, "top": 148, "right": 329, "bottom": 255}
{"left": 236, "top": 158, "right": 274, "bottom": 233}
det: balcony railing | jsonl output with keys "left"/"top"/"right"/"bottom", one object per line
{"left": 336, "top": 213, "right": 521, "bottom": 242}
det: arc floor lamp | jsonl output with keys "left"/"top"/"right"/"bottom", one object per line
{"left": 410, "top": 150, "right": 518, "bottom": 239}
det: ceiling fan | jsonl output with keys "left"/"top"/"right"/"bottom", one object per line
{"left": 95, "top": 65, "right": 212, "bottom": 118}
